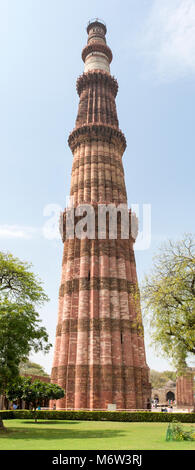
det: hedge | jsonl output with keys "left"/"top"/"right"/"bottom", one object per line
{"left": 0, "top": 410, "right": 194, "bottom": 423}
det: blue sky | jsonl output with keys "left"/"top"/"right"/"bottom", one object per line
{"left": 0, "top": 0, "right": 194, "bottom": 373}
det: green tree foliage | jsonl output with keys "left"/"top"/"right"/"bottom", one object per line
{"left": 0, "top": 251, "right": 49, "bottom": 304}
{"left": 150, "top": 370, "right": 176, "bottom": 389}
{"left": 141, "top": 234, "right": 195, "bottom": 369}
{"left": 0, "top": 302, "right": 51, "bottom": 391}
{"left": 19, "top": 361, "right": 49, "bottom": 377}
{"left": 6, "top": 377, "right": 64, "bottom": 421}
{"left": 0, "top": 252, "right": 51, "bottom": 429}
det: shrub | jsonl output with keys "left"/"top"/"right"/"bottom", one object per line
{"left": 0, "top": 409, "right": 194, "bottom": 423}
{"left": 166, "top": 421, "right": 195, "bottom": 441}
{"left": 0, "top": 410, "right": 14, "bottom": 419}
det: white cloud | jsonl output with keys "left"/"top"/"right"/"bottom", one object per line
{"left": 0, "top": 225, "right": 39, "bottom": 239}
{"left": 136, "top": 0, "right": 195, "bottom": 81}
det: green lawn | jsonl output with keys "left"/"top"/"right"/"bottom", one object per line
{"left": 0, "top": 420, "right": 195, "bottom": 450}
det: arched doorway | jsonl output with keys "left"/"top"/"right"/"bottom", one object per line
{"left": 166, "top": 391, "right": 175, "bottom": 402}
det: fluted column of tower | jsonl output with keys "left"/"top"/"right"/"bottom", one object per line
{"left": 51, "top": 20, "right": 151, "bottom": 410}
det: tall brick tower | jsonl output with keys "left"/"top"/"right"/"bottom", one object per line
{"left": 51, "top": 20, "right": 151, "bottom": 410}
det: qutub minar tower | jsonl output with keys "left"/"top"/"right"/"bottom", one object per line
{"left": 51, "top": 20, "right": 151, "bottom": 410}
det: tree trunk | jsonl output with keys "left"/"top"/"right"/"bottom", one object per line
{"left": 33, "top": 403, "right": 37, "bottom": 423}
{"left": 0, "top": 418, "right": 6, "bottom": 432}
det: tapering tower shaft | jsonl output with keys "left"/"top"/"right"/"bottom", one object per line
{"left": 51, "top": 20, "right": 151, "bottom": 410}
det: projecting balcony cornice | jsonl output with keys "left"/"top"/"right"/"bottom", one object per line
{"left": 76, "top": 71, "right": 118, "bottom": 97}
{"left": 68, "top": 124, "right": 126, "bottom": 153}
{"left": 82, "top": 43, "right": 113, "bottom": 64}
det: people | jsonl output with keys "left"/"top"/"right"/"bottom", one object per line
{"left": 161, "top": 406, "right": 168, "bottom": 412}
{"left": 53, "top": 403, "right": 56, "bottom": 410}
{"left": 13, "top": 403, "right": 18, "bottom": 410}
{"left": 37, "top": 405, "right": 41, "bottom": 410}
{"left": 168, "top": 405, "right": 173, "bottom": 413}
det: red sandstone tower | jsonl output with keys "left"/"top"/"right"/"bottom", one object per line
{"left": 51, "top": 20, "right": 151, "bottom": 410}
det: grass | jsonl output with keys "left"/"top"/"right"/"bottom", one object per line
{"left": 0, "top": 420, "right": 195, "bottom": 450}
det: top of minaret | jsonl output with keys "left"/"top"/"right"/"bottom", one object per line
{"left": 86, "top": 18, "right": 107, "bottom": 38}
{"left": 82, "top": 19, "right": 112, "bottom": 74}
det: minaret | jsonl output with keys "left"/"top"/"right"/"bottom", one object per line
{"left": 51, "top": 20, "right": 151, "bottom": 410}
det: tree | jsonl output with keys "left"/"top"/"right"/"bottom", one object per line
{"left": 0, "top": 251, "right": 51, "bottom": 430}
{"left": 141, "top": 234, "right": 195, "bottom": 370}
{"left": 0, "top": 251, "right": 48, "bottom": 304}
{"left": 19, "top": 361, "right": 49, "bottom": 377}
{"left": 150, "top": 370, "right": 176, "bottom": 389}
{"left": 6, "top": 377, "right": 64, "bottom": 422}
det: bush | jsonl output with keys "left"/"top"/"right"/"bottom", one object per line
{"left": 0, "top": 410, "right": 14, "bottom": 419}
{"left": 0, "top": 409, "right": 194, "bottom": 423}
{"left": 166, "top": 421, "right": 195, "bottom": 441}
